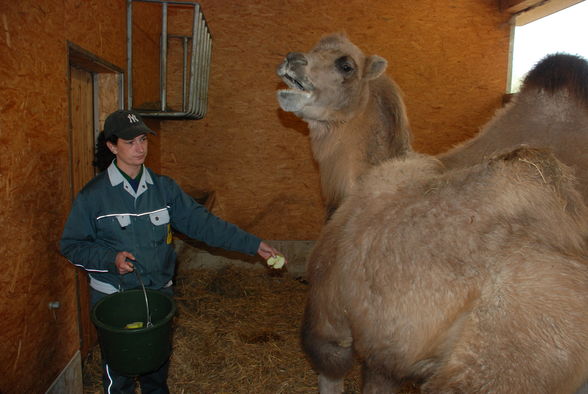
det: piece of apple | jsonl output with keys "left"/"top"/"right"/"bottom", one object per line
{"left": 125, "top": 321, "right": 144, "bottom": 329}
{"left": 267, "top": 255, "right": 285, "bottom": 269}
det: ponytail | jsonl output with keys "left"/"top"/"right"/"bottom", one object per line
{"left": 93, "top": 131, "right": 117, "bottom": 172}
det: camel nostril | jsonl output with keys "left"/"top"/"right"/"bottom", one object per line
{"left": 286, "top": 52, "right": 308, "bottom": 65}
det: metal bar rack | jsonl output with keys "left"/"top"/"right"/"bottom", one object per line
{"left": 127, "top": 0, "right": 212, "bottom": 119}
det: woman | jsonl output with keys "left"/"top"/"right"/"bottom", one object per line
{"left": 60, "top": 109, "right": 285, "bottom": 393}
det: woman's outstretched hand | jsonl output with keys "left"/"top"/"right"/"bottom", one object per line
{"left": 257, "top": 241, "right": 287, "bottom": 269}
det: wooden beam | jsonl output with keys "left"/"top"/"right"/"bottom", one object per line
{"left": 512, "top": 0, "right": 584, "bottom": 25}
{"left": 499, "top": 0, "right": 544, "bottom": 13}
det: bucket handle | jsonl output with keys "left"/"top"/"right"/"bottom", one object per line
{"left": 134, "top": 269, "right": 153, "bottom": 328}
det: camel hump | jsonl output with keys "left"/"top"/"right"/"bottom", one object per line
{"left": 521, "top": 53, "right": 588, "bottom": 105}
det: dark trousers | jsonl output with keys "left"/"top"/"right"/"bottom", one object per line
{"left": 91, "top": 286, "right": 174, "bottom": 394}
{"left": 102, "top": 357, "right": 170, "bottom": 394}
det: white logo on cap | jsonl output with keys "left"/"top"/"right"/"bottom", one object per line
{"left": 127, "top": 114, "right": 139, "bottom": 123}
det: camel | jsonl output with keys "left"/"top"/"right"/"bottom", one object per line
{"left": 275, "top": 35, "right": 588, "bottom": 392}
{"left": 276, "top": 33, "right": 411, "bottom": 218}
{"left": 303, "top": 147, "right": 588, "bottom": 393}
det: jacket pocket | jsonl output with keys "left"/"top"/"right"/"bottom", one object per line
{"left": 149, "top": 208, "right": 170, "bottom": 226}
{"left": 148, "top": 208, "right": 170, "bottom": 246}
{"left": 116, "top": 215, "right": 131, "bottom": 228}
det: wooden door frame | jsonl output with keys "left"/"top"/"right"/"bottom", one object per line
{"left": 67, "top": 42, "right": 124, "bottom": 357}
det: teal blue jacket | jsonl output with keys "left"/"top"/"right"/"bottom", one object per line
{"left": 60, "top": 162, "right": 261, "bottom": 292}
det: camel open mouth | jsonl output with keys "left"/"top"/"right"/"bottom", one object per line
{"left": 284, "top": 74, "right": 307, "bottom": 91}
{"left": 278, "top": 67, "right": 314, "bottom": 92}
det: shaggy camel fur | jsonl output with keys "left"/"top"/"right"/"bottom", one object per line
{"left": 303, "top": 147, "right": 588, "bottom": 393}
{"left": 276, "top": 33, "right": 411, "bottom": 218}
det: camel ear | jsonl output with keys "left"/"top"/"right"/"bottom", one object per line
{"left": 364, "top": 55, "right": 387, "bottom": 80}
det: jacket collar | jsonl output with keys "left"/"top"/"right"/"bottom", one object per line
{"left": 107, "top": 161, "right": 153, "bottom": 198}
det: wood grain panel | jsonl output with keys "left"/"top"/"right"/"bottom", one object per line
{"left": 0, "top": 1, "right": 159, "bottom": 392}
{"left": 69, "top": 65, "right": 98, "bottom": 358}
{"left": 160, "top": 0, "right": 512, "bottom": 240}
{"left": 70, "top": 67, "right": 95, "bottom": 195}
{"left": 1, "top": 1, "right": 515, "bottom": 391}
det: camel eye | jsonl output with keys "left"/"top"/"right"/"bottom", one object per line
{"left": 336, "top": 56, "right": 355, "bottom": 75}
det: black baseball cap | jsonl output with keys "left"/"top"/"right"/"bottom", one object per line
{"left": 103, "top": 110, "right": 157, "bottom": 140}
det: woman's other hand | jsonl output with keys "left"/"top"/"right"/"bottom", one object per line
{"left": 114, "top": 251, "right": 136, "bottom": 274}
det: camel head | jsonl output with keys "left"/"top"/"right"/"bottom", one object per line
{"left": 276, "top": 33, "right": 388, "bottom": 122}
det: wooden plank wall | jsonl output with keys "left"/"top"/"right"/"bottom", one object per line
{"left": 0, "top": 1, "right": 160, "bottom": 392}
{"left": 160, "top": 0, "right": 512, "bottom": 241}
{"left": 69, "top": 66, "right": 98, "bottom": 357}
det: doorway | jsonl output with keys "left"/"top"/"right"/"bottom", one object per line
{"left": 67, "top": 42, "right": 124, "bottom": 357}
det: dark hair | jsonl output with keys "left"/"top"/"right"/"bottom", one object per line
{"left": 93, "top": 131, "right": 118, "bottom": 172}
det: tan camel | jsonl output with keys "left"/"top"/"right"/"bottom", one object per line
{"left": 276, "top": 35, "right": 588, "bottom": 393}
{"left": 303, "top": 147, "right": 588, "bottom": 393}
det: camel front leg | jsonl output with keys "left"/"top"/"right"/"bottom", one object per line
{"left": 362, "top": 363, "right": 401, "bottom": 394}
{"left": 575, "top": 380, "right": 588, "bottom": 394}
{"left": 318, "top": 373, "right": 345, "bottom": 394}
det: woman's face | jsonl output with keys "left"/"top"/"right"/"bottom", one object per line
{"left": 107, "top": 134, "right": 148, "bottom": 171}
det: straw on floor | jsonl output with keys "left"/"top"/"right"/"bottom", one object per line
{"left": 82, "top": 265, "right": 420, "bottom": 393}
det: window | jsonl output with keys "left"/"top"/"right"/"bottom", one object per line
{"left": 508, "top": 0, "right": 588, "bottom": 92}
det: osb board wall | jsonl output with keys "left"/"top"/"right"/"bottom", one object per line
{"left": 126, "top": 0, "right": 164, "bottom": 169}
{"left": 130, "top": 1, "right": 165, "bottom": 113}
{"left": 0, "top": 1, "right": 160, "bottom": 392}
{"left": 159, "top": 0, "right": 512, "bottom": 241}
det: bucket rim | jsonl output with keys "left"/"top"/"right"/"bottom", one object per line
{"left": 90, "top": 288, "right": 176, "bottom": 333}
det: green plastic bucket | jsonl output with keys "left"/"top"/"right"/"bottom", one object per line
{"left": 91, "top": 289, "right": 176, "bottom": 376}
